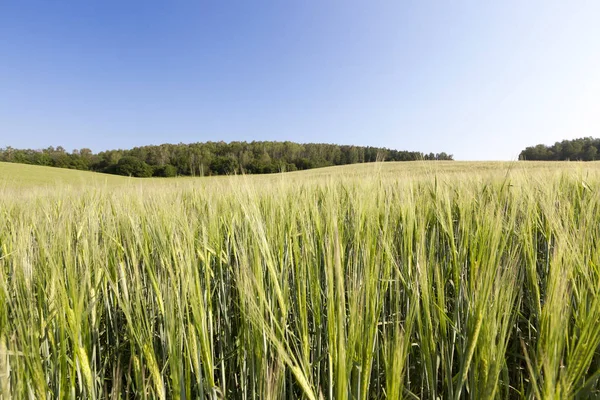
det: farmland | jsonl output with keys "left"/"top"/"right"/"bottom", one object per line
{"left": 2, "top": 161, "right": 600, "bottom": 399}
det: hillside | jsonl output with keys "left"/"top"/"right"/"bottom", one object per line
{"left": 0, "top": 162, "right": 130, "bottom": 187}
{"left": 3, "top": 160, "right": 600, "bottom": 190}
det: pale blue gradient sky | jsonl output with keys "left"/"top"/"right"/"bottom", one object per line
{"left": 1, "top": 1, "right": 599, "bottom": 160}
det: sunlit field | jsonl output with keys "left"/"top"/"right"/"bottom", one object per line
{"left": 2, "top": 161, "right": 600, "bottom": 399}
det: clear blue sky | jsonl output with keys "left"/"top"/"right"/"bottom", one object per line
{"left": 1, "top": 1, "right": 599, "bottom": 160}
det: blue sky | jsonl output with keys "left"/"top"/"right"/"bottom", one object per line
{"left": 1, "top": 1, "right": 599, "bottom": 160}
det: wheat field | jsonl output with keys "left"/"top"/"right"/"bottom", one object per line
{"left": 2, "top": 161, "right": 600, "bottom": 399}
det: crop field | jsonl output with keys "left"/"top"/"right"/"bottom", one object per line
{"left": 2, "top": 161, "right": 600, "bottom": 399}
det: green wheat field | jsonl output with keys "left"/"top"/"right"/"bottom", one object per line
{"left": 2, "top": 160, "right": 600, "bottom": 399}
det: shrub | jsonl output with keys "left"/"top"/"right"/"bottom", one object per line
{"left": 153, "top": 164, "right": 177, "bottom": 177}
{"left": 115, "top": 156, "right": 153, "bottom": 177}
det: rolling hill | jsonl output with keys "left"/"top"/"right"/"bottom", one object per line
{"left": 3, "top": 160, "right": 600, "bottom": 189}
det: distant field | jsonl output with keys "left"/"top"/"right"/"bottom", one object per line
{"left": 2, "top": 160, "right": 600, "bottom": 399}
{"left": 3, "top": 160, "right": 600, "bottom": 187}
{"left": 0, "top": 162, "right": 131, "bottom": 187}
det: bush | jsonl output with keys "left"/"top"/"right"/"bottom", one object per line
{"left": 209, "top": 156, "right": 237, "bottom": 175}
{"left": 115, "top": 156, "right": 153, "bottom": 177}
{"left": 153, "top": 164, "right": 178, "bottom": 177}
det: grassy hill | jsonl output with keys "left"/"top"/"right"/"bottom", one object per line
{"left": 3, "top": 160, "right": 600, "bottom": 189}
{"left": 0, "top": 161, "right": 131, "bottom": 188}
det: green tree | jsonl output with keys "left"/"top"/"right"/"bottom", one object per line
{"left": 115, "top": 156, "right": 153, "bottom": 177}
{"left": 153, "top": 164, "right": 178, "bottom": 177}
{"left": 210, "top": 156, "right": 237, "bottom": 175}
{"left": 585, "top": 146, "right": 598, "bottom": 161}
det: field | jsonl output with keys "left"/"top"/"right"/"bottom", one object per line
{"left": 2, "top": 160, "right": 600, "bottom": 399}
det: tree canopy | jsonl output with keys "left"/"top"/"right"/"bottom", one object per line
{"left": 0, "top": 141, "right": 453, "bottom": 177}
{"left": 520, "top": 137, "right": 600, "bottom": 161}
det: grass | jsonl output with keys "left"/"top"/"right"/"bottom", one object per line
{"left": 0, "top": 162, "right": 131, "bottom": 188}
{"left": 2, "top": 161, "right": 600, "bottom": 398}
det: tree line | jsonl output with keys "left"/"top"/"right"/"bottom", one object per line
{"left": 520, "top": 137, "right": 600, "bottom": 161}
{"left": 0, "top": 141, "right": 453, "bottom": 177}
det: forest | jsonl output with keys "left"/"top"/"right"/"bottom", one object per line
{"left": 0, "top": 141, "right": 453, "bottom": 177}
{"left": 519, "top": 137, "right": 600, "bottom": 161}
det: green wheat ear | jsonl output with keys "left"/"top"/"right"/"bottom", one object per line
{"left": 1, "top": 161, "right": 600, "bottom": 398}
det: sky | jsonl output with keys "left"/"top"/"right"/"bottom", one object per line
{"left": 1, "top": 1, "right": 599, "bottom": 160}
